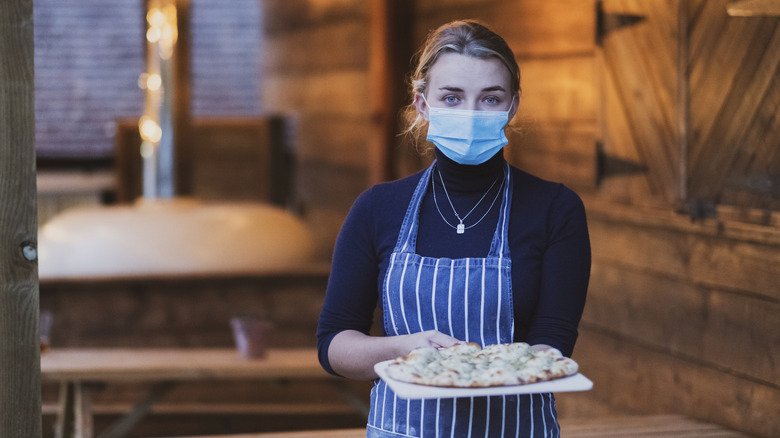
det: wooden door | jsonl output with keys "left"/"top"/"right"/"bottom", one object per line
{"left": 687, "top": 0, "right": 780, "bottom": 214}
{"left": 597, "top": 0, "right": 684, "bottom": 208}
{"left": 598, "top": 0, "right": 780, "bottom": 218}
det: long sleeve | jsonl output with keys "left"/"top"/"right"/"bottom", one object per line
{"left": 526, "top": 186, "right": 591, "bottom": 357}
{"left": 316, "top": 188, "right": 382, "bottom": 375}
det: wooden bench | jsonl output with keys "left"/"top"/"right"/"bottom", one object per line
{"left": 41, "top": 348, "right": 366, "bottom": 438}
{"left": 165, "top": 414, "right": 750, "bottom": 437}
{"left": 559, "top": 414, "right": 749, "bottom": 437}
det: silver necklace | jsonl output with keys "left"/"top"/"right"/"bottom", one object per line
{"left": 432, "top": 166, "right": 504, "bottom": 234}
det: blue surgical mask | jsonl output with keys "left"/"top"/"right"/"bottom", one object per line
{"left": 422, "top": 94, "right": 514, "bottom": 165}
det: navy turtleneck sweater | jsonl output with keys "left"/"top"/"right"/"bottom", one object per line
{"left": 316, "top": 149, "right": 590, "bottom": 375}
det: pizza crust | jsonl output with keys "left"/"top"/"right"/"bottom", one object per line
{"left": 384, "top": 342, "right": 578, "bottom": 388}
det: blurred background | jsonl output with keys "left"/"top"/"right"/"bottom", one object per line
{"left": 22, "top": 0, "right": 780, "bottom": 437}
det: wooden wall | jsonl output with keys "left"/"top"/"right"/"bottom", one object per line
{"left": 577, "top": 198, "right": 780, "bottom": 437}
{"left": 587, "top": 2, "right": 779, "bottom": 437}
{"left": 260, "top": 0, "right": 779, "bottom": 436}
{"left": 260, "top": 0, "right": 373, "bottom": 259}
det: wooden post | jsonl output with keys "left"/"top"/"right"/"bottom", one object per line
{"left": 173, "top": 0, "right": 192, "bottom": 197}
{"left": 676, "top": 0, "right": 689, "bottom": 209}
{"left": 0, "top": 0, "right": 42, "bottom": 437}
{"left": 368, "top": 0, "right": 415, "bottom": 184}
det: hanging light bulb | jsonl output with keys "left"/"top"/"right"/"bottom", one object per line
{"left": 139, "top": 116, "right": 162, "bottom": 143}
{"left": 146, "top": 73, "right": 162, "bottom": 91}
{"left": 140, "top": 0, "right": 178, "bottom": 199}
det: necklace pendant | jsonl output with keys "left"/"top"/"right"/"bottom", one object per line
{"left": 456, "top": 223, "right": 465, "bottom": 234}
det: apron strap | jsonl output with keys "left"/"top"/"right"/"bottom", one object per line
{"left": 488, "top": 162, "right": 512, "bottom": 259}
{"left": 393, "top": 164, "right": 434, "bottom": 254}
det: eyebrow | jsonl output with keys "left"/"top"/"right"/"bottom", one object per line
{"left": 438, "top": 85, "right": 507, "bottom": 93}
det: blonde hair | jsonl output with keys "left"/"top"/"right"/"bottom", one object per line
{"left": 401, "top": 20, "right": 522, "bottom": 151}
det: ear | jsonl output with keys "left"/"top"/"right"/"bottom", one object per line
{"left": 507, "top": 93, "right": 520, "bottom": 123}
{"left": 413, "top": 93, "right": 430, "bottom": 121}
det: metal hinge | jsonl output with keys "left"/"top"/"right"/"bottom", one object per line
{"left": 595, "top": 0, "right": 647, "bottom": 46}
{"left": 595, "top": 141, "right": 648, "bottom": 187}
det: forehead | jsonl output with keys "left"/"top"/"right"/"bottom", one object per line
{"left": 427, "top": 52, "right": 511, "bottom": 92}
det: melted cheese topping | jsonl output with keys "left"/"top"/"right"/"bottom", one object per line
{"left": 385, "top": 342, "right": 579, "bottom": 387}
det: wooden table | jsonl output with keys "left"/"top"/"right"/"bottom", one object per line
{"left": 166, "top": 414, "right": 750, "bottom": 438}
{"left": 40, "top": 348, "right": 353, "bottom": 438}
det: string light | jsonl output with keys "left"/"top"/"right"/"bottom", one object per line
{"left": 139, "top": 0, "right": 177, "bottom": 197}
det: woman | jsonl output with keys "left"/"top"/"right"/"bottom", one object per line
{"left": 317, "top": 20, "right": 590, "bottom": 437}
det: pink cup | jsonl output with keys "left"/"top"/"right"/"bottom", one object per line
{"left": 40, "top": 310, "right": 53, "bottom": 353}
{"left": 230, "top": 316, "right": 273, "bottom": 359}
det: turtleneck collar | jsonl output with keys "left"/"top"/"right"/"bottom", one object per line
{"left": 434, "top": 147, "right": 506, "bottom": 194}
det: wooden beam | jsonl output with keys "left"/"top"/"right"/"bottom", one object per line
{"left": 369, "top": 0, "right": 415, "bottom": 184}
{"left": 727, "top": 0, "right": 780, "bottom": 16}
{"left": 173, "top": 0, "right": 192, "bottom": 197}
{"left": 0, "top": 0, "right": 42, "bottom": 437}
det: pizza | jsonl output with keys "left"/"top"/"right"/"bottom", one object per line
{"left": 383, "top": 342, "right": 578, "bottom": 388}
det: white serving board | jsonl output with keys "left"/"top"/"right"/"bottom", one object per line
{"left": 374, "top": 359, "right": 593, "bottom": 400}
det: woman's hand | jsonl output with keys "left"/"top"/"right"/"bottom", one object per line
{"left": 328, "top": 330, "right": 461, "bottom": 380}
{"left": 398, "top": 329, "right": 461, "bottom": 351}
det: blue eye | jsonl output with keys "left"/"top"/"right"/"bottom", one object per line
{"left": 444, "top": 95, "right": 459, "bottom": 104}
{"left": 484, "top": 96, "right": 498, "bottom": 105}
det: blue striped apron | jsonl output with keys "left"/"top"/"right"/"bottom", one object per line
{"left": 367, "top": 162, "right": 559, "bottom": 438}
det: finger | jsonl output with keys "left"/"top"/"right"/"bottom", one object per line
{"left": 428, "top": 332, "right": 460, "bottom": 348}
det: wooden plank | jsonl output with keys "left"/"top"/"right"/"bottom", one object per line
{"left": 507, "top": 120, "right": 598, "bottom": 191}
{"left": 169, "top": 429, "right": 366, "bottom": 438}
{"left": 588, "top": 213, "right": 696, "bottom": 278}
{"left": 602, "top": 0, "right": 681, "bottom": 204}
{"left": 512, "top": 120, "right": 598, "bottom": 156}
{"left": 263, "top": 21, "right": 368, "bottom": 73}
{"left": 160, "top": 415, "right": 748, "bottom": 437}
{"left": 511, "top": 146, "right": 596, "bottom": 192}
{"left": 519, "top": 55, "right": 599, "bottom": 121}
{"left": 63, "top": 402, "right": 357, "bottom": 416}
{"left": 689, "top": 18, "right": 780, "bottom": 200}
{"left": 368, "top": 0, "right": 415, "bottom": 183}
{"left": 573, "top": 329, "right": 779, "bottom": 437}
{"left": 297, "top": 159, "right": 368, "bottom": 211}
{"left": 262, "top": 70, "right": 370, "bottom": 117}
{"left": 689, "top": 0, "right": 748, "bottom": 128}
{"left": 42, "top": 376, "right": 371, "bottom": 409}
{"left": 728, "top": 0, "right": 780, "bottom": 16}
{"left": 584, "top": 262, "right": 780, "bottom": 385}
{"left": 598, "top": 43, "right": 662, "bottom": 205}
{"left": 294, "top": 115, "right": 373, "bottom": 168}
{"left": 302, "top": 206, "right": 351, "bottom": 257}
{"left": 40, "top": 276, "right": 330, "bottom": 349}
{"left": 717, "top": 43, "right": 780, "bottom": 210}
{"left": 39, "top": 263, "right": 332, "bottom": 286}
{"left": 40, "top": 349, "right": 329, "bottom": 382}
{"left": 586, "top": 201, "right": 780, "bottom": 300}
{"left": 261, "top": 0, "right": 367, "bottom": 34}
{"left": 189, "top": 119, "right": 273, "bottom": 202}
{"left": 561, "top": 414, "right": 749, "bottom": 437}
{"left": 0, "top": 0, "right": 42, "bottom": 437}
{"left": 688, "top": 5, "right": 776, "bottom": 168}
{"left": 688, "top": 234, "right": 780, "bottom": 300}
{"left": 585, "top": 195, "right": 780, "bottom": 245}
{"left": 415, "top": 0, "right": 596, "bottom": 56}
{"left": 598, "top": 6, "right": 666, "bottom": 206}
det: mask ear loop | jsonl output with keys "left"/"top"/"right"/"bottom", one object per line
{"left": 506, "top": 95, "right": 516, "bottom": 115}
{"left": 418, "top": 93, "right": 431, "bottom": 121}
